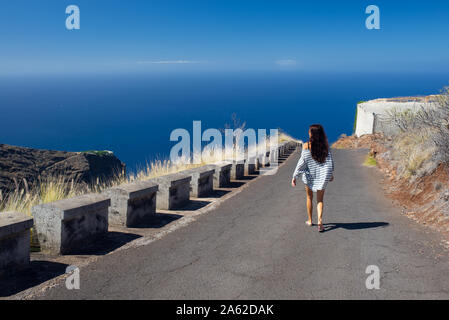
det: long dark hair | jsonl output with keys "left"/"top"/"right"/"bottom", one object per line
{"left": 309, "top": 124, "right": 329, "bottom": 163}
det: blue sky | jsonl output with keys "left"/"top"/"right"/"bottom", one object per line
{"left": 1, "top": 0, "right": 448, "bottom": 75}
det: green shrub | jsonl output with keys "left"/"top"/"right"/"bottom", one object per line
{"left": 363, "top": 155, "right": 377, "bottom": 167}
{"left": 353, "top": 107, "right": 358, "bottom": 134}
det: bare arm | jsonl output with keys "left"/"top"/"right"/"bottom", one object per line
{"left": 291, "top": 147, "right": 308, "bottom": 187}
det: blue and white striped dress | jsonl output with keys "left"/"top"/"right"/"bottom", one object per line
{"left": 292, "top": 148, "right": 334, "bottom": 192}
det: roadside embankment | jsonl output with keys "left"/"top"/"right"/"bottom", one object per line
{"left": 333, "top": 134, "right": 449, "bottom": 239}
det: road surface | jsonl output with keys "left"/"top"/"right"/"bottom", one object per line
{"left": 37, "top": 149, "right": 449, "bottom": 299}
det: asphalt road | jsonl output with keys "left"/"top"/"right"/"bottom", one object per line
{"left": 38, "top": 149, "right": 449, "bottom": 299}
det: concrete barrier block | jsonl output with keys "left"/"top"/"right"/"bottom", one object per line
{"left": 244, "top": 157, "right": 257, "bottom": 175}
{"left": 264, "top": 151, "right": 271, "bottom": 167}
{"left": 180, "top": 167, "right": 215, "bottom": 197}
{"left": 230, "top": 160, "right": 245, "bottom": 180}
{"left": 205, "top": 163, "right": 232, "bottom": 188}
{"left": 104, "top": 181, "right": 158, "bottom": 227}
{"left": 0, "top": 212, "right": 33, "bottom": 271}
{"left": 287, "top": 141, "right": 296, "bottom": 151}
{"left": 289, "top": 141, "right": 295, "bottom": 150}
{"left": 32, "top": 194, "right": 110, "bottom": 255}
{"left": 255, "top": 157, "right": 261, "bottom": 170}
{"left": 280, "top": 142, "right": 288, "bottom": 156}
{"left": 258, "top": 153, "right": 269, "bottom": 168}
{"left": 150, "top": 173, "right": 192, "bottom": 210}
{"left": 259, "top": 154, "right": 265, "bottom": 168}
{"left": 270, "top": 149, "right": 278, "bottom": 165}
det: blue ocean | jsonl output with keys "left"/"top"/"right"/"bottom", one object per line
{"left": 0, "top": 72, "right": 447, "bottom": 172}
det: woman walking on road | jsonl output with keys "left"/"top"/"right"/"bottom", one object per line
{"left": 291, "top": 124, "right": 334, "bottom": 232}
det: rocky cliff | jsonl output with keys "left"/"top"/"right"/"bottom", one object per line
{"left": 0, "top": 144, "right": 126, "bottom": 195}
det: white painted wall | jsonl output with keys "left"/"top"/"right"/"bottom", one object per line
{"left": 355, "top": 104, "right": 374, "bottom": 137}
{"left": 354, "top": 96, "right": 437, "bottom": 137}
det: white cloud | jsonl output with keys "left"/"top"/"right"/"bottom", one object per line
{"left": 137, "top": 60, "right": 204, "bottom": 65}
{"left": 275, "top": 59, "right": 298, "bottom": 66}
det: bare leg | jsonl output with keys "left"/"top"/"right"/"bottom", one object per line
{"left": 317, "top": 189, "right": 325, "bottom": 230}
{"left": 305, "top": 186, "right": 313, "bottom": 225}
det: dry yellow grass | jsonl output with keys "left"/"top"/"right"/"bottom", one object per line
{"left": 0, "top": 147, "right": 238, "bottom": 217}
{"left": 2, "top": 179, "right": 80, "bottom": 218}
{"left": 1, "top": 133, "right": 299, "bottom": 218}
{"left": 279, "top": 131, "right": 301, "bottom": 143}
{"left": 391, "top": 130, "right": 436, "bottom": 179}
{"left": 385, "top": 86, "right": 449, "bottom": 180}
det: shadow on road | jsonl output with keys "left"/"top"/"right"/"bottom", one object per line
{"left": 227, "top": 181, "right": 246, "bottom": 188}
{"left": 239, "top": 175, "right": 257, "bottom": 181}
{"left": 132, "top": 213, "right": 183, "bottom": 229}
{"left": 67, "top": 232, "right": 142, "bottom": 255}
{"left": 207, "top": 189, "right": 232, "bottom": 198}
{"left": 322, "top": 222, "right": 389, "bottom": 232}
{"left": 0, "top": 260, "right": 68, "bottom": 297}
{"left": 176, "top": 200, "right": 211, "bottom": 211}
